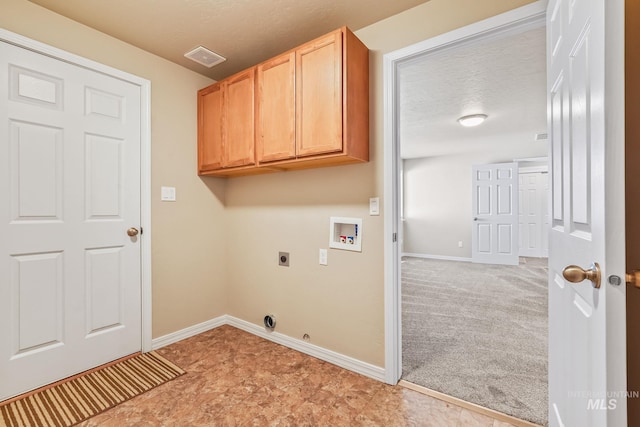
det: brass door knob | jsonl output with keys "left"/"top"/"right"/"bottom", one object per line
{"left": 127, "top": 227, "right": 139, "bottom": 237}
{"left": 562, "top": 263, "right": 601, "bottom": 289}
{"left": 626, "top": 271, "right": 640, "bottom": 288}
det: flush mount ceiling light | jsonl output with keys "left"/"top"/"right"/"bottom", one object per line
{"left": 457, "top": 114, "right": 488, "bottom": 127}
{"left": 184, "top": 46, "right": 226, "bottom": 68}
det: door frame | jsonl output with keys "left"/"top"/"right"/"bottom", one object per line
{"left": 0, "top": 28, "right": 153, "bottom": 353}
{"left": 382, "top": 1, "right": 547, "bottom": 384}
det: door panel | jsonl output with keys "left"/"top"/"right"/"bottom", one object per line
{"left": 9, "top": 66, "right": 63, "bottom": 109}
{"left": 12, "top": 252, "right": 64, "bottom": 354}
{"left": 551, "top": 78, "right": 565, "bottom": 225}
{"left": 257, "top": 52, "right": 296, "bottom": 163}
{"left": 10, "top": 121, "right": 63, "bottom": 220}
{"left": 86, "top": 134, "right": 123, "bottom": 218}
{"left": 478, "top": 185, "right": 491, "bottom": 214}
{"left": 569, "top": 29, "right": 591, "bottom": 229}
{"left": 198, "top": 84, "right": 223, "bottom": 172}
{"left": 224, "top": 69, "right": 255, "bottom": 168}
{"left": 296, "top": 31, "right": 343, "bottom": 157}
{"left": 0, "top": 40, "right": 142, "bottom": 401}
{"left": 497, "top": 224, "right": 512, "bottom": 253}
{"left": 542, "top": 173, "right": 549, "bottom": 256}
{"left": 85, "top": 87, "right": 124, "bottom": 119}
{"left": 85, "top": 247, "right": 124, "bottom": 335}
{"left": 471, "top": 162, "right": 519, "bottom": 265}
{"left": 497, "top": 181, "right": 513, "bottom": 214}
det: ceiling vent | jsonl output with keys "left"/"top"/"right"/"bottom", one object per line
{"left": 184, "top": 46, "right": 226, "bottom": 68}
{"left": 535, "top": 132, "right": 548, "bottom": 141}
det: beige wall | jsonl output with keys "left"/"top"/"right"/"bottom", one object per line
{"left": 1, "top": 0, "right": 536, "bottom": 366}
{"left": 403, "top": 145, "right": 547, "bottom": 258}
{"left": 1, "top": 0, "right": 227, "bottom": 338}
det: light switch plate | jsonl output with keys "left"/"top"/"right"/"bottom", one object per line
{"left": 369, "top": 197, "right": 380, "bottom": 216}
{"left": 161, "top": 186, "right": 176, "bottom": 201}
{"left": 319, "top": 249, "right": 328, "bottom": 266}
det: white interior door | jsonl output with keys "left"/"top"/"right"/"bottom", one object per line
{"left": 547, "top": 0, "right": 626, "bottom": 425}
{"left": 518, "top": 170, "right": 549, "bottom": 258}
{"left": 471, "top": 162, "right": 519, "bottom": 266}
{"left": 0, "top": 41, "right": 142, "bottom": 400}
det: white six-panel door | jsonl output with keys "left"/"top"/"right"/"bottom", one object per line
{"left": 0, "top": 41, "right": 142, "bottom": 400}
{"left": 547, "top": 0, "right": 626, "bottom": 424}
{"left": 471, "top": 162, "right": 519, "bottom": 266}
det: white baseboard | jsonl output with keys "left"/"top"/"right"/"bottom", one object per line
{"left": 152, "top": 314, "right": 386, "bottom": 383}
{"left": 225, "top": 316, "right": 386, "bottom": 382}
{"left": 151, "top": 315, "right": 227, "bottom": 350}
{"left": 402, "top": 252, "right": 472, "bottom": 262}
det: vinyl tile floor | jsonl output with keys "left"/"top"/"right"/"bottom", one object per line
{"left": 79, "top": 325, "right": 520, "bottom": 426}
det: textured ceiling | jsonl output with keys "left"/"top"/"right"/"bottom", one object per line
{"left": 398, "top": 26, "right": 547, "bottom": 159}
{"left": 27, "top": 0, "right": 545, "bottom": 158}
{"left": 28, "top": 0, "right": 429, "bottom": 80}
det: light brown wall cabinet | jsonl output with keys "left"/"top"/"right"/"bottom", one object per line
{"left": 197, "top": 68, "right": 255, "bottom": 174}
{"left": 198, "top": 27, "right": 369, "bottom": 177}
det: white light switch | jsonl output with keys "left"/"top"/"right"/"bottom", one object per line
{"left": 161, "top": 186, "right": 176, "bottom": 201}
{"left": 319, "top": 249, "right": 328, "bottom": 266}
{"left": 369, "top": 197, "right": 380, "bottom": 216}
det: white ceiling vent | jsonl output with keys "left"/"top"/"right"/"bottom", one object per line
{"left": 184, "top": 46, "right": 226, "bottom": 68}
{"left": 534, "top": 132, "right": 548, "bottom": 141}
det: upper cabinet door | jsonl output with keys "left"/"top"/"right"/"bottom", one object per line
{"left": 257, "top": 52, "right": 296, "bottom": 163}
{"left": 198, "top": 83, "right": 224, "bottom": 172}
{"left": 223, "top": 69, "right": 255, "bottom": 168}
{"left": 296, "top": 30, "right": 343, "bottom": 157}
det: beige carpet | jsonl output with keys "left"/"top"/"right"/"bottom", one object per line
{"left": 0, "top": 352, "right": 185, "bottom": 427}
{"left": 401, "top": 256, "right": 548, "bottom": 426}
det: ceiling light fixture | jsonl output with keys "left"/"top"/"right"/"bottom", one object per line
{"left": 457, "top": 114, "right": 488, "bottom": 127}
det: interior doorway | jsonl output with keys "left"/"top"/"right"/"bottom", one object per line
{"left": 384, "top": 4, "right": 549, "bottom": 425}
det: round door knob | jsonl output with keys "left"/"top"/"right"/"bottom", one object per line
{"left": 127, "top": 227, "right": 139, "bottom": 237}
{"left": 562, "top": 263, "right": 601, "bottom": 289}
{"left": 626, "top": 270, "right": 640, "bottom": 288}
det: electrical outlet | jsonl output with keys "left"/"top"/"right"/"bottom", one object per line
{"left": 458, "top": 241, "right": 463, "bottom": 248}
{"left": 279, "top": 252, "right": 289, "bottom": 267}
{"left": 319, "top": 249, "right": 328, "bottom": 266}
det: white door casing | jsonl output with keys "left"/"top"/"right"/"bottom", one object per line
{"left": 519, "top": 169, "right": 549, "bottom": 258}
{"left": 0, "top": 35, "right": 150, "bottom": 401}
{"left": 547, "top": 0, "right": 626, "bottom": 425}
{"left": 471, "top": 162, "right": 520, "bottom": 266}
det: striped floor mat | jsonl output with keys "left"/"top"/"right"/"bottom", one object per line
{"left": 0, "top": 352, "right": 185, "bottom": 427}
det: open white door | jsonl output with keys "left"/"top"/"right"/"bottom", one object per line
{"left": 471, "top": 162, "right": 519, "bottom": 266}
{"left": 547, "top": 0, "right": 626, "bottom": 425}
